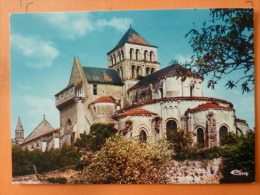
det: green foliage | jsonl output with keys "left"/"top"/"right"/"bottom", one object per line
{"left": 12, "top": 145, "right": 42, "bottom": 176}
{"left": 186, "top": 9, "right": 254, "bottom": 93}
{"left": 47, "top": 177, "right": 67, "bottom": 184}
{"left": 167, "top": 128, "right": 255, "bottom": 183}
{"left": 167, "top": 129, "right": 192, "bottom": 160}
{"left": 220, "top": 132, "right": 239, "bottom": 146}
{"left": 74, "top": 123, "right": 117, "bottom": 151}
{"left": 12, "top": 144, "right": 80, "bottom": 176}
{"left": 82, "top": 136, "right": 172, "bottom": 184}
{"left": 194, "top": 146, "right": 223, "bottom": 160}
{"left": 220, "top": 131, "right": 255, "bottom": 183}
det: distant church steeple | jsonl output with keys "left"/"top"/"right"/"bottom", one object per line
{"left": 15, "top": 117, "right": 24, "bottom": 144}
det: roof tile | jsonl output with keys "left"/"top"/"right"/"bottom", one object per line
{"left": 89, "top": 96, "right": 116, "bottom": 105}
{"left": 114, "top": 108, "right": 157, "bottom": 118}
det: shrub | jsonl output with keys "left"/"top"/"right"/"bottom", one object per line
{"left": 220, "top": 132, "right": 239, "bottom": 146}
{"left": 12, "top": 144, "right": 80, "bottom": 176}
{"left": 74, "top": 123, "right": 117, "bottom": 151}
{"left": 220, "top": 131, "right": 255, "bottom": 183}
{"left": 167, "top": 129, "right": 193, "bottom": 161}
{"left": 82, "top": 136, "right": 172, "bottom": 184}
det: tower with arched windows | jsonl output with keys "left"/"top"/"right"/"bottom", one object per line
{"left": 107, "top": 26, "right": 160, "bottom": 106}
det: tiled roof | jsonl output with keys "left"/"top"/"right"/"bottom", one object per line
{"left": 114, "top": 108, "right": 157, "bottom": 118}
{"left": 89, "top": 96, "right": 116, "bottom": 105}
{"left": 82, "top": 67, "right": 123, "bottom": 85}
{"left": 110, "top": 26, "right": 156, "bottom": 52}
{"left": 115, "top": 97, "right": 234, "bottom": 115}
{"left": 129, "top": 64, "right": 203, "bottom": 91}
{"left": 20, "top": 127, "right": 61, "bottom": 146}
{"left": 186, "top": 103, "right": 234, "bottom": 114}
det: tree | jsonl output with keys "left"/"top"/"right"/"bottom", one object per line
{"left": 186, "top": 9, "right": 254, "bottom": 93}
{"left": 167, "top": 129, "right": 193, "bottom": 160}
{"left": 74, "top": 123, "right": 118, "bottom": 151}
{"left": 12, "top": 144, "right": 80, "bottom": 176}
{"left": 82, "top": 136, "right": 172, "bottom": 184}
{"left": 220, "top": 131, "right": 255, "bottom": 183}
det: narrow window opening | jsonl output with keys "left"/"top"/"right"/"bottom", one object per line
{"left": 219, "top": 126, "right": 228, "bottom": 145}
{"left": 197, "top": 128, "right": 204, "bottom": 148}
{"left": 139, "top": 130, "right": 147, "bottom": 142}
{"left": 93, "top": 84, "right": 97, "bottom": 95}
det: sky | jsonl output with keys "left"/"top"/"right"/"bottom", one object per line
{"left": 10, "top": 9, "right": 255, "bottom": 138}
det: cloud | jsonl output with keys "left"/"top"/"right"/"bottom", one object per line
{"left": 39, "top": 12, "right": 95, "bottom": 40}
{"left": 174, "top": 55, "right": 191, "bottom": 64}
{"left": 96, "top": 17, "right": 133, "bottom": 31}
{"left": 38, "top": 12, "right": 133, "bottom": 39}
{"left": 11, "top": 34, "right": 59, "bottom": 68}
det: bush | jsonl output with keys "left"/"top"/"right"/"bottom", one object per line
{"left": 167, "top": 129, "right": 193, "bottom": 161}
{"left": 82, "top": 136, "right": 172, "bottom": 184}
{"left": 220, "top": 131, "right": 255, "bottom": 183}
{"left": 220, "top": 132, "right": 239, "bottom": 146}
{"left": 74, "top": 123, "right": 117, "bottom": 151}
{"left": 12, "top": 144, "right": 80, "bottom": 176}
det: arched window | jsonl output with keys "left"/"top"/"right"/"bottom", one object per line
{"left": 151, "top": 68, "right": 155, "bottom": 73}
{"left": 118, "top": 51, "right": 121, "bottom": 61}
{"left": 136, "top": 49, "right": 140, "bottom": 60}
{"left": 219, "top": 125, "right": 228, "bottom": 145}
{"left": 139, "top": 130, "right": 147, "bottom": 142}
{"left": 166, "top": 120, "right": 177, "bottom": 131}
{"left": 144, "top": 50, "right": 148, "bottom": 61}
{"left": 197, "top": 128, "right": 204, "bottom": 148}
{"left": 110, "top": 56, "right": 113, "bottom": 65}
{"left": 113, "top": 54, "right": 116, "bottom": 64}
{"left": 146, "top": 67, "right": 150, "bottom": 75}
{"left": 131, "top": 65, "right": 135, "bottom": 79}
{"left": 121, "top": 50, "right": 124, "bottom": 60}
{"left": 136, "top": 66, "right": 141, "bottom": 76}
{"left": 190, "top": 85, "right": 194, "bottom": 97}
{"left": 130, "top": 48, "right": 134, "bottom": 60}
{"left": 150, "top": 51, "right": 154, "bottom": 61}
{"left": 166, "top": 120, "right": 177, "bottom": 141}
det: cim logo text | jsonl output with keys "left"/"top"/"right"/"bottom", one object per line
{"left": 230, "top": 169, "right": 249, "bottom": 176}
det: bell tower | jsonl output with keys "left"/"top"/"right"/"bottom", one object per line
{"left": 15, "top": 117, "right": 24, "bottom": 144}
{"left": 107, "top": 26, "right": 160, "bottom": 106}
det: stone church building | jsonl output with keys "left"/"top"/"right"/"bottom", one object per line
{"left": 15, "top": 26, "right": 250, "bottom": 150}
